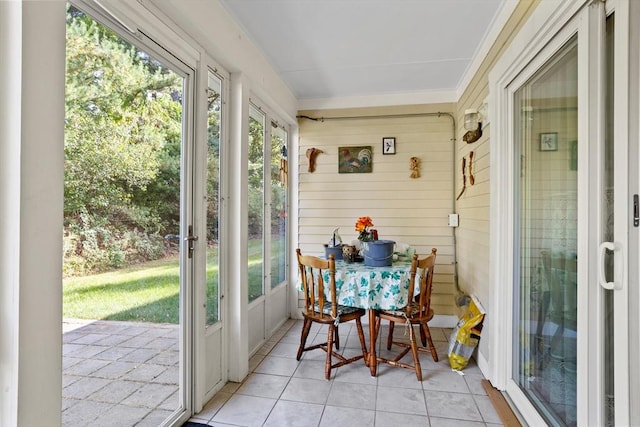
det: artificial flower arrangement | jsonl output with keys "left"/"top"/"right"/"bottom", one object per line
{"left": 355, "top": 216, "right": 374, "bottom": 241}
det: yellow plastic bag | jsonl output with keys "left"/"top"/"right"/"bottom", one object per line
{"left": 448, "top": 296, "right": 485, "bottom": 370}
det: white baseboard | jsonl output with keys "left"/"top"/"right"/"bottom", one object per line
{"left": 429, "top": 314, "right": 458, "bottom": 328}
{"left": 476, "top": 349, "right": 492, "bottom": 385}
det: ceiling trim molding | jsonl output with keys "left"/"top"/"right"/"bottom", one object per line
{"left": 455, "top": 0, "right": 520, "bottom": 101}
{"left": 297, "top": 90, "right": 457, "bottom": 111}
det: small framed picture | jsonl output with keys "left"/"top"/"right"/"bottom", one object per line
{"left": 540, "top": 132, "right": 558, "bottom": 151}
{"left": 382, "top": 137, "right": 396, "bottom": 155}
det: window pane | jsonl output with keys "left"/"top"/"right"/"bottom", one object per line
{"left": 270, "top": 126, "right": 287, "bottom": 288}
{"left": 248, "top": 105, "right": 265, "bottom": 302}
{"left": 514, "top": 37, "right": 578, "bottom": 427}
{"left": 206, "top": 71, "right": 222, "bottom": 325}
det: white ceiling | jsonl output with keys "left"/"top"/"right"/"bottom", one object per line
{"left": 219, "top": 0, "right": 509, "bottom": 106}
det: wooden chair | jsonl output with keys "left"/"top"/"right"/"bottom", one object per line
{"left": 537, "top": 250, "right": 577, "bottom": 364}
{"left": 296, "top": 248, "right": 368, "bottom": 380}
{"left": 374, "top": 248, "right": 438, "bottom": 381}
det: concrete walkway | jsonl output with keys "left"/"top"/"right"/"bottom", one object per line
{"left": 62, "top": 318, "right": 179, "bottom": 426}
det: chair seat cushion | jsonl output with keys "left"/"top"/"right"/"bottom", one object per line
{"left": 313, "top": 302, "right": 363, "bottom": 317}
{"left": 379, "top": 302, "right": 432, "bottom": 319}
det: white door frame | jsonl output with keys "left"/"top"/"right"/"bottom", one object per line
{"left": 628, "top": 1, "right": 640, "bottom": 420}
{"left": 246, "top": 96, "right": 291, "bottom": 356}
{"left": 610, "top": 0, "right": 640, "bottom": 424}
{"left": 193, "top": 58, "right": 231, "bottom": 410}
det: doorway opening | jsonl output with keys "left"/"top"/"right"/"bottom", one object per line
{"left": 62, "top": 5, "right": 186, "bottom": 425}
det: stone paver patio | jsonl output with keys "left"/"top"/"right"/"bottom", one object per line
{"left": 62, "top": 318, "right": 179, "bottom": 426}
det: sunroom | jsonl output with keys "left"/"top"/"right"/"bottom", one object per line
{"left": 2, "top": 0, "right": 639, "bottom": 426}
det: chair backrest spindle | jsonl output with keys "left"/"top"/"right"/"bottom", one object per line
{"left": 407, "top": 248, "right": 437, "bottom": 317}
{"left": 296, "top": 249, "right": 337, "bottom": 318}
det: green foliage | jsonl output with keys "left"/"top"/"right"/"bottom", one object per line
{"left": 206, "top": 246, "right": 220, "bottom": 324}
{"left": 64, "top": 6, "right": 183, "bottom": 275}
{"left": 247, "top": 238, "right": 264, "bottom": 302}
{"left": 63, "top": 209, "right": 166, "bottom": 276}
{"left": 247, "top": 116, "right": 264, "bottom": 188}
{"left": 246, "top": 116, "right": 264, "bottom": 238}
{"left": 206, "top": 88, "right": 222, "bottom": 243}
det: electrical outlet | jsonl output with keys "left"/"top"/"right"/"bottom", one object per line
{"left": 448, "top": 213, "right": 459, "bottom": 227}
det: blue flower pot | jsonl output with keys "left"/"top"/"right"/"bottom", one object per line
{"left": 362, "top": 240, "right": 395, "bottom": 266}
{"left": 324, "top": 245, "right": 343, "bottom": 260}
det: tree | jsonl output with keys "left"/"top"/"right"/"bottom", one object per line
{"left": 247, "top": 115, "right": 264, "bottom": 238}
{"left": 64, "top": 6, "right": 182, "bottom": 273}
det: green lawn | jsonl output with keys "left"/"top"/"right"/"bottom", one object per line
{"left": 63, "top": 256, "right": 182, "bottom": 323}
{"left": 63, "top": 240, "right": 267, "bottom": 324}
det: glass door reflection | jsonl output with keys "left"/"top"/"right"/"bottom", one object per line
{"left": 514, "top": 37, "right": 578, "bottom": 426}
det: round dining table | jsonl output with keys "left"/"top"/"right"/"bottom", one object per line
{"left": 319, "top": 259, "right": 420, "bottom": 376}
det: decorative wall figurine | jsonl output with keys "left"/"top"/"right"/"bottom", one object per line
{"left": 409, "top": 156, "right": 420, "bottom": 178}
{"left": 469, "top": 151, "right": 475, "bottom": 185}
{"left": 342, "top": 244, "right": 358, "bottom": 263}
{"left": 279, "top": 158, "right": 288, "bottom": 187}
{"left": 456, "top": 156, "right": 467, "bottom": 200}
{"left": 463, "top": 126, "right": 482, "bottom": 144}
{"left": 305, "top": 147, "right": 323, "bottom": 172}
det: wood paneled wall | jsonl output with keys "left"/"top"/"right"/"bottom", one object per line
{"left": 297, "top": 104, "right": 459, "bottom": 315}
{"left": 455, "top": 0, "right": 539, "bottom": 309}
{"left": 454, "top": 0, "right": 541, "bottom": 363}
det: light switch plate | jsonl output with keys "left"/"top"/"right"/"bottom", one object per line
{"left": 448, "top": 213, "right": 459, "bottom": 227}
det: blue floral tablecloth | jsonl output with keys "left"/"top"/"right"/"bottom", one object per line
{"left": 299, "top": 260, "right": 419, "bottom": 310}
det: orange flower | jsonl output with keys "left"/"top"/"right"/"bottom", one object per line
{"left": 355, "top": 216, "right": 374, "bottom": 233}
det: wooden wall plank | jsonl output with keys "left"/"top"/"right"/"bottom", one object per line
{"left": 297, "top": 104, "right": 460, "bottom": 315}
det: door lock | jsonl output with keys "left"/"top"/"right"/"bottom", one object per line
{"left": 185, "top": 226, "right": 198, "bottom": 258}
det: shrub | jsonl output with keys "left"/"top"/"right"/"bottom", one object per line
{"left": 63, "top": 211, "right": 168, "bottom": 277}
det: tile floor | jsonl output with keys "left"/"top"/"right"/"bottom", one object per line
{"left": 188, "top": 319, "right": 503, "bottom": 427}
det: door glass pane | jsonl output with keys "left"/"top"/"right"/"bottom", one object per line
{"left": 248, "top": 105, "right": 265, "bottom": 302}
{"left": 206, "top": 71, "right": 222, "bottom": 325}
{"left": 603, "top": 12, "right": 615, "bottom": 425}
{"left": 270, "top": 126, "right": 287, "bottom": 288}
{"left": 514, "top": 37, "right": 578, "bottom": 427}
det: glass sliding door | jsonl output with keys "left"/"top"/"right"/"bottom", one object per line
{"left": 494, "top": 1, "right": 637, "bottom": 425}
{"left": 514, "top": 37, "right": 578, "bottom": 427}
